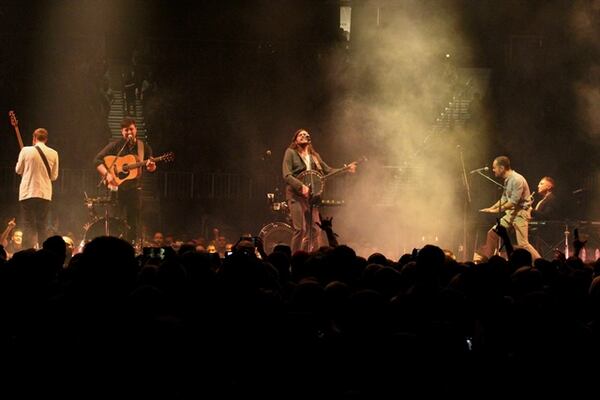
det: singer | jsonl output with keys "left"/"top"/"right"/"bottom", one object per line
{"left": 282, "top": 129, "right": 356, "bottom": 253}
{"left": 476, "top": 156, "right": 541, "bottom": 260}
{"left": 94, "top": 116, "right": 156, "bottom": 244}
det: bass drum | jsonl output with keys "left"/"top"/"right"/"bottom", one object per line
{"left": 259, "top": 222, "right": 293, "bottom": 255}
{"left": 83, "top": 217, "right": 130, "bottom": 242}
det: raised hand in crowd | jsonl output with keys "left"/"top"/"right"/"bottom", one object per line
{"left": 573, "top": 228, "right": 587, "bottom": 259}
{"left": 254, "top": 236, "right": 268, "bottom": 259}
{"left": 1, "top": 218, "right": 16, "bottom": 248}
{"left": 317, "top": 214, "right": 339, "bottom": 247}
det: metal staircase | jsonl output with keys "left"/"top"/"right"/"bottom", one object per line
{"left": 107, "top": 90, "right": 148, "bottom": 139}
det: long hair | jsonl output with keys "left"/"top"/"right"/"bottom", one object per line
{"left": 288, "top": 129, "right": 322, "bottom": 170}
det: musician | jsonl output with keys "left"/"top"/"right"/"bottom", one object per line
{"left": 531, "top": 176, "right": 558, "bottom": 220}
{"left": 94, "top": 116, "right": 156, "bottom": 244}
{"left": 282, "top": 129, "right": 356, "bottom": 253}
{"left": 478, "top": 156, "right": 541, "bottom": 260}
{"left": 15, "top": 128, "right": 59, "bottom": 249}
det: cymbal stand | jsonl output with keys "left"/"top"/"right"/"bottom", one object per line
{"left": 564, "top": 223, "right": 570, "bottom": 259}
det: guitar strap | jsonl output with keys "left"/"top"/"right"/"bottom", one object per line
{"left": 34, "top": 145, "right": 52, "bottom": 179}
{"left": 310, "top": 151, "right": 322, "bottom": 172}
{"left": 136, "top": 139, "right": 145, "bottom": 179}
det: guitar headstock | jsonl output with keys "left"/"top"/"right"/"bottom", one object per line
{"left": 348, "top": 156, "right": 367, "bottom": 167}
{"left": 8, "top": 111, "right": 18, "bottom": 127}
{"left": 155, "top": 152, "right": 175, "bottom": 163}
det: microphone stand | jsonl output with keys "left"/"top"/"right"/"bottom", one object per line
{"left": 98, "top": 137, "right": 131, "bottom": 187}
{"left": 307, "top": 187, "right": 314, "bottom": 253}
{"left": 473, "top": 169, "right": 506, "bottom": 256}
{"left": 474, "top": 170, "right": 504, "bottom": 189}
{"left": 96, "top": 136, "right": 131, "bottom": 237}
{"left": 458, "top": 146, "right": 471, "bottom": 261}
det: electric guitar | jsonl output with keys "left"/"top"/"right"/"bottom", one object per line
{"left": 103, "top": 152, "right": 174, "bottom": 186}
{"left": 297, "top": 156, "right": 367, "bottom": 205}
{"left": 8, "top": 111, "right": 24, "bottom": 149}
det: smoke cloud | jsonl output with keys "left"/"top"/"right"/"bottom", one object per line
{"left": 323, "top": 1, "right": 484, "bottom": 259}
{"left": 571, "top": 0, "right": 600, "bottom": 139}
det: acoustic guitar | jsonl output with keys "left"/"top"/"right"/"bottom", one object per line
{"left": 8, "top": 111, "right": 24, "bottom": 149}
{"left": 103, "top": 152, "right": 174, "bottom": 186}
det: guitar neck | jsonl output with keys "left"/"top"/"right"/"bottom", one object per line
{"left": 323, "top": 158, "right": 366, "bottom": 180}
{"left": 14, "top": 127, "right": 24, "bottom": 149}
{"left": 324, "top": 165, "right": 352, "bottom": 180}
{"left": 123, "top": 155, "right": 166, "bottom": 171}
{"left": 125, "top": 160, "right": 148, "bottom": 170}
{"left": 9, "top": 111, "right": 24, "bottom": 149}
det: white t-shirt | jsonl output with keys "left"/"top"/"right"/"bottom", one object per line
{"left": 300, "top": 153, "right": 312, "bottom": 171}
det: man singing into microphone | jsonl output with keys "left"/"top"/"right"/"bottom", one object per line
{"left": 477, "top": 156, "right": 541, "bottom": 260}
{"left": 94, "top": 116, "right": 156, "bottom": 245}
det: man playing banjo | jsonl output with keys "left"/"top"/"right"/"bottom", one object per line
{"left": 282, "top": 129, "right": 357, "bottom": 253}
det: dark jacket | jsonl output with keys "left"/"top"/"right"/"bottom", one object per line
{"left": 282, "top": 148, "right": 339, "bottom": 196}
{"left": 94, "top": 138, "right": 153, "bottom": 190}
{"left": 531, "top": 192, "right": 558, "bottom": 220}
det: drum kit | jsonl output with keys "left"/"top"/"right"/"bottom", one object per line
{"left": 259, "top": 192, "right": 293, "bottom": 254}
{"left": 78, "top": 167, "right": 346, "bottom": 253}
{"left": 259, "top": 183, "right": 347, "bottom": 253}
{"left": 81, "top": 193, "right": 129, "bottom": 244}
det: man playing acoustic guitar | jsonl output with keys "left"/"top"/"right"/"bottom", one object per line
{"left": 282, "top": 129, "right": 357, "bottom": 253}
{"left": 94, "top": 116, "right": 156, "bottom": 245}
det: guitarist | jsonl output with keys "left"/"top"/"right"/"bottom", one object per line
{"left": 15, "top": 128, "right": 59, "bottom": 249}
{"left": 282, "top": 129, "right": 356, "bottom": 253}
{"left": 94, "top": 116, "right": 156, "bottom": 244}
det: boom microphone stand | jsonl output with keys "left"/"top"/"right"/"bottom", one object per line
{"left": 458, "top": 145, "right": 471, "bottom": 261}
{"left": 96, "top": 137, "right": 132, "bottom": 237}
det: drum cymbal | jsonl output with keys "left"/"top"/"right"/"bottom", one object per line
{"left": 84, "top": 196, "right": 114, "bottom": 205}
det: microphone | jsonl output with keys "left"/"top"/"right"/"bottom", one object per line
{"left": 126, "top": 134, "right": 134, "bottom": 142}
{"left": 528, "top": 190, "right": 537, "bottom": 201}
{"left": 469, "top": 166, "right": 489, "bottom": 174}
{"left": 261, "top": 149, "right": 272, "bottom": 161}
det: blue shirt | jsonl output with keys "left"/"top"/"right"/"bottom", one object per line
{"left": 502, "top": 170, "right": 532, "bottom": 209}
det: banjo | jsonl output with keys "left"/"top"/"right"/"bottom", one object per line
{"left": 297, "top": 156, "right": 367, "bottom": 204}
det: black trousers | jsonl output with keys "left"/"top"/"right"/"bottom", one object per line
{"left": 114, "top": 188, "right": 141, "bottom": 244}
{"left": 20, "top": 197, "right": 50, "bottom": 249}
